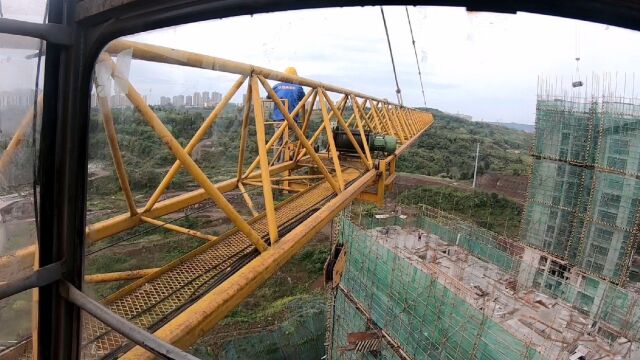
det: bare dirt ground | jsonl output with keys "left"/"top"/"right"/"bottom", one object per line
{"left": 394, "top": 172, "right": 528, "bottom": 204}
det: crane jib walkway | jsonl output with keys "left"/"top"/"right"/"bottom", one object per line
{"left": 7, "top": 169, "right": 364, "bottom": 360}
{"left": 0, "top": 38, "right": 434, "bottom": 360}
{"left": 82, "top": 169, "right": 362, "bottom": 359}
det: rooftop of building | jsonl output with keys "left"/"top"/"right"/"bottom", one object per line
{"left": 367, "top": 224, "right": 639, "bottom": 360}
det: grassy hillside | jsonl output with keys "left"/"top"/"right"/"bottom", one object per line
{"left": 397, "top": 109, "right": 533, "bottom": 180}
{"left": 398, "top": 186, "right": 523, "bottom": 238}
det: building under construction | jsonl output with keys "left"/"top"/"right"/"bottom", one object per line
{"left": 327, "top": 83, "right": 640, "bottom": 359}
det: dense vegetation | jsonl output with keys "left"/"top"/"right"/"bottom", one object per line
{"left": 398, "top": 186, "right": 523, "bottom": 237}
{"left": 397, "top": 108, "right": 533, "bottom": 179}
{"left": 88, "top": 105, "right": 255, "bottom": 196}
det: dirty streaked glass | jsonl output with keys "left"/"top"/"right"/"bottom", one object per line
{"left": 0, "top": 33, "right": 44, "bottom": 345}
{"left": 0, "top": 1, "right": 48, "bottom": 23}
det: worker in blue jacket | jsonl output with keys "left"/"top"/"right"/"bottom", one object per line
{"left": 271, "top": 67, "right": 305, "bottom": 122}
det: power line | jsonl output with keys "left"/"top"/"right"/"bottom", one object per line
{"left": 405, "top": 7, "right": 427, "bottom": 107}
{"left": 380, "top": 7, "right": 403, "bottom": 105}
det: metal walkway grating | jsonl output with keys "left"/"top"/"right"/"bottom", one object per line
{"left": 78, "top": 168, "right": 362, "bottom": 359}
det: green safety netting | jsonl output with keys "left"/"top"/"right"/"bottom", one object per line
{"left": 335, "top": 218, "right": 542, "bottom": 360}
{"left": 521, "top": 99, "right": 640, "bottom": 283}
{"left": 206, "top": 297, "right": 326, "bottom": 360}
{"left": 346, "top": 207, "right": 640, "bottom": 346}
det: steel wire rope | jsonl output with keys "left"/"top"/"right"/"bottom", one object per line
{"left": 380, "top": 7, "right": 403, "bottom": 105}
{"left": 405, "top": 7, "right": 427, "bottom": 107}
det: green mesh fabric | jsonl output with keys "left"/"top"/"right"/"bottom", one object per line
{"left": 212, "top": 298, "right": 326, "bottom": 360}
{"left": 340, "top": 208, "right": 640, "bottom": 347}
{"left": 334, "top": 218, "right": 543, "bottom": 360}
{"left": 521, "top": 99, "right": 640, "bottom": 283}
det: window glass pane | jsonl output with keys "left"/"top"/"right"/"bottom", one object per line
{"left": 1, "top": 0, "right": 47, "bottom": 22}
{"left": 0, "top": 33, "right": 44, "bottom": 344}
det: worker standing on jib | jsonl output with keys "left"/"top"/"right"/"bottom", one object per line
{"left": 270, "top": 67, "right": 305, "bottom": 163}
{"left": 271, "top": 66, "right": 305, "bottom": 122}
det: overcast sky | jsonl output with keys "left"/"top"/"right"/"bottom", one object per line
{"left": 122, "top": 6, "right": 640, "bottom": 125}
{"left": 2, "top": 4, "right": 640, "bottom": 124}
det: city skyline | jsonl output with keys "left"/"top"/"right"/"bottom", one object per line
{"left": 158, "top": 90, "right": 223, "bottom": 107}
{"left": 87, "top": 90, "right": 223, "bottom": 108}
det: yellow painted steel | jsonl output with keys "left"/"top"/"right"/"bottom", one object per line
{"left": 96, "top": 92, "right": 138, "bottom": 216}
{"left": 243, "top": 180, "right": 302, "bottom": 193}
{"left": 144, "top": 75, "right": 247, "bottom": 212}
{"left": 242, "top": 90, "right": 313, "bottom": 178}
{"left": 101, "top": 54, "right": 268, "bottom": 252}
{"left": 320, "top": 88, "right": 370, "bottom": 169}
{"left": 257, "top": 75, "right": 341, "bottom": 194}
{"left": 271, "top": 174, "right": 325, "bottom": 181}
{"left": 294, "top": 90, "right": 319, "bottom": 157}
{"left": 295, "top": 95, "right": 348, "bottom": 161}
{"left": 250, "top": 76, "right": 279, "bottom": 244}
{"left": 384, "top": 104, "right": 406, "bottom": 142}
{"left": 350, "top": 95, "right": 373, "bottom": 168}
{"left": 351, "top": 95, "right": 376, "bottom": 139}
{"left": 371, "top": 100, "right": 393, "bottom": 138}
{"left": 236, "top": 80, "right": 253, "bottom": 182}
{"left": 84, "top": 268, "right": 160, "bottom": 283}
{"left": 237, "top": 182, "right": 258, "bottom": 217}
{"left": 0, "top": 244, "right": 36, "bottom": 282}
{"left": 141, "top": 216, "right": 218, "bottom": 242}
{"left": 0, "top": 38, "right": 435, "bottom": 360}
{"left": 243, "top": 122, "right": 288, "bottom": 178}
{"left": 318, "top": 89, "right": 345, "bottom": 190}
{"left": 106, "top": 40, "right": 397, "bottom": 105}
{"left": 0, "top": 96, "right": 42, "bottom": 173}
{"left": 85, "top": 161, "right": 297, "bottom": 243}
{"left": 121, "top": 169, "right": 375, "bottom": 359}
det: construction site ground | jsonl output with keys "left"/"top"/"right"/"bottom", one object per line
{"left": 394, "top": 172, "right": 528, "bottom": 203}
{"left": 368, "top": 225, "right": 639, "bottom": 360}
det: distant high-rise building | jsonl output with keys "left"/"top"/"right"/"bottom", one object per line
{"left": 0, "top": 90, "right": 36, "bottom": 109}
{"left": 175, "top": 95, "right": 185, "bottom": 107}
{"left": 193, "top": 92, "right": 202, "bottom": 107}
{"left": 110, "top": 94, "right": 129, "bottom": 107}
{"left": 186, "top": 95, "right": 193, "bottom": 106}
{"left": 160, "top": 96, "right": 172, "bottom": 106}
{"left": 211, "top": 91, "right": 222, "bottom": 105}
{"left": 202, "top": 91, "right": 210, "bottom": 106}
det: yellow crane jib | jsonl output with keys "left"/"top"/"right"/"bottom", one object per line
{"left": 0, "top": 39, "right": 434, "bottom": 360}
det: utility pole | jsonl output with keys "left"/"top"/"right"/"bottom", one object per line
{"left": 472, "top": 142, "right": 480, "bottom": 188}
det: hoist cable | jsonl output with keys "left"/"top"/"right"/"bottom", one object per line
{"left": 405, "top": 6, "right": 427, "bottom": 107}
{"left": 380, "top": 7, "right": 403, "bottom": 105}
